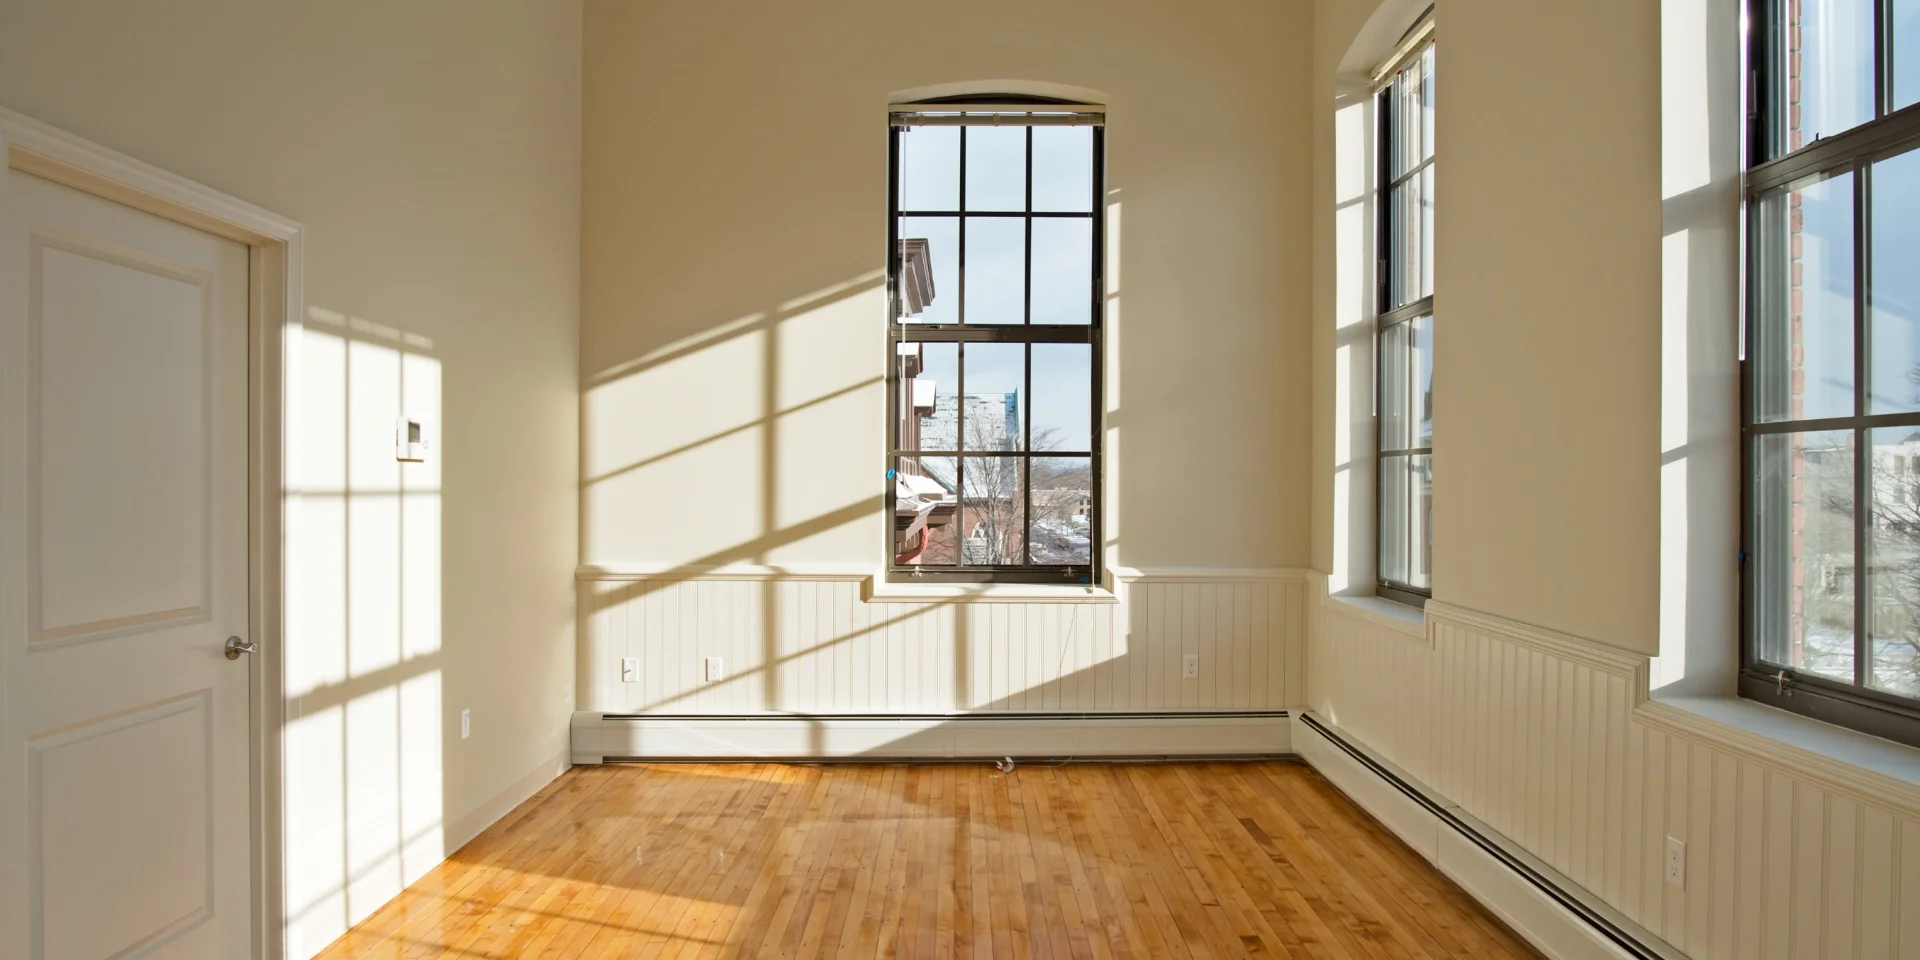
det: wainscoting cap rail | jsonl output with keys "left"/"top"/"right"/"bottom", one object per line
{"left": 579, "top": 563, "right": 1315, "bottom": 583}
{"left": 1424, "top": 597, "right": 1920, "bottom": 819}
{"left": 1423, "top": 600, "right": 1648, "bottom": 679}
{"left": 576, "top": 563, "right": 873, "bottom": 582}
{"left": 1636, "top": 698, "right": 1920, "bottom": 820}
{"left": 1108, "top": 566, "right": 1314, "bottom": 581}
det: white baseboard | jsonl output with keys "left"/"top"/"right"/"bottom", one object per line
{"left": 443, "top": 749, "right": 571, "bottom": 856}
{"left": 1295, "top": 714, "right": 1682, "bottom": 960}
{"left": 571, "top": 711, "right": 1292, "bottom": 762}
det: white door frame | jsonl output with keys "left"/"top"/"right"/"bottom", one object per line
{"left": 0, "top": 107, "right": 302, "bottom": 960}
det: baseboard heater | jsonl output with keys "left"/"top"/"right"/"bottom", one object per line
{"left": 571, "top": 710, "right": 1293, "bottom": 763}
{"left": 1297, "top": 713, "right": 1678, "bottom": 960}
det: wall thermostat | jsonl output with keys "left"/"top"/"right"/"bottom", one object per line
{"left": 396, "top": 417, "right": 429, "bottom": 462}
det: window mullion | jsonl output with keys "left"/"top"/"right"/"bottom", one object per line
{"left": 1854, "top": 157, "right": 1872, "bottom": 688}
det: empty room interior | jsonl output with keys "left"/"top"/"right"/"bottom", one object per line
{"left": 4, "top": 0, "right": 1920, "bottom": 957}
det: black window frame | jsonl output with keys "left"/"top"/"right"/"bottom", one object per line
{"left": 1375, "top": 32, "right": 1436, "bottom": 608}
{"left": 1741, "top": 0, "right": 1920, "bottom": 747}
{"left": 885, "top": 98, "right": 1106, "bottom": 586}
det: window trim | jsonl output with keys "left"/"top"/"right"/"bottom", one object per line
{"left": 1374, "top": 37, "right": 1435, "bottom": 606}
{"left": 884, "top": 102, "right": 1106, "bottom": 586}
{"left": 1740, "top": 0, "right": 1920, "bottom": 748}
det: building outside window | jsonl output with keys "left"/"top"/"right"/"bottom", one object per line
{"left": 1376, "top": 29, "right": 1435, "bottom": 606}
{"left": 886, "top": 100, "right": 1104, "bottom": 584}
{"left": 1744, "top": 0, "right": 1920, "bottom": 745}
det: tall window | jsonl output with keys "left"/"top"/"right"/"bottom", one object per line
{"left": 1745, "top": 0, "right": 1920, "bottom": 745}
{"left": 1376, "top": 36, "right": 1436, "bottom": 606}
{"left": 886, "top": 100, "right": 1104, "bottom": 584}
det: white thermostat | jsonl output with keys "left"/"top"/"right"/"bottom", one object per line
{"left": 396, "top": 417, "right": 429, "bottom": 462}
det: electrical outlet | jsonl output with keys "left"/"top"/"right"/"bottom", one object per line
{"left": 620, "top": 657, "right": 638, "bottom": 683}
{"left": 1664, "top": 836, "right": 1686, "bottom": 888}
{"left": 460, "top": 708, "right": 471, "bottom": 741}
{"left": 704, "top": 657, "right": 725, "bottom": 682}
{"left": 1182, "top": 654, "right": 1199, "bottom": 679}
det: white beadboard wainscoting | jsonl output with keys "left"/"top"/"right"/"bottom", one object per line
{"left": 573, "top": 566, "right": 1308, "bottom": 759}
{"left": 1305, "top": 587, "right": 1920, "bottom": 960}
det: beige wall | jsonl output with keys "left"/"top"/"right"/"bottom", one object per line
{"left": 0, "top": 2, "right": 583, "bottom": 956}
{"left": 1310, "top": 0, "right": 1664, "bottom": 654}
{"left": 1438, "top": 0, "right": 1663, "bottom": 654}
{"left": 580, "top": 0, "right": 1311, "bottom": 573}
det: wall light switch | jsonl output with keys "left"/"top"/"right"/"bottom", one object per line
{"left": 460, "top": 708, "right": 471, "bottom": 740}
{"left": 1664, "top": 836, "right": 1685, "bottom": 888}
{"left": 704, "top": 657, "right": 725, "bottom": 682}
{"left": 1182, "top": 655, "right": 1199, "bottom": 679}
{"left": 396, "top": 417, "right": 429, "bottom": 462}
{"left": 620, "top": 657, "right": 638, "bottom": 683}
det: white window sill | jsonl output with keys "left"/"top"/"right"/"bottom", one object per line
{"left": 1324, "top": 591, "right": 1427, "bottom": 640}
{"left": 864, "top": 579, "right": 1118, "bottom": 604}
{"left": 1639, "top": 694, "right": 1920, "bottom": 816}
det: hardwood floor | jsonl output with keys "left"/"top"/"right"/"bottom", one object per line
{"left": 315, "top": 761, "right": 1539, "bottom": 959}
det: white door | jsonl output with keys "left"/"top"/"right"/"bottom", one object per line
{"left": 0, "top": 169, "right": 254, "bottom": 959}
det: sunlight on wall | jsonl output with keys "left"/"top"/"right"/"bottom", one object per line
{"left": 1332, "top": 344, "right": 1353, "bottom": 592}
{"left": 284, "top": 309, "right": 444, "bottom": 958}
{"left": 1656, "top": 229, "right": 1692, "bottom": 689}
{"left": 1104, "top": 195, "right": 1122, "bottom": 565}
{"left": 1662, "top": 0, "right": 1714, "bottom": 199}
{"left": 582, "top": 275, "right": 887, "bottom": 568}
{"left": 1330, "top": 98, "right": 1374, "bottom": 594}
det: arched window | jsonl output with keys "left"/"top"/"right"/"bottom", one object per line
{"left": 885, "top": 97, "right": 1104, "bottom": 584}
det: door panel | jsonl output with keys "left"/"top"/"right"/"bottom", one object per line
{"left": 33, "top": 237, "right": 211, "bottom": 644}
{"left": 2, "top": 169, "right": 253, "bottom": 960}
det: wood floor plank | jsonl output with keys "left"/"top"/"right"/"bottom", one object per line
{"left": 313, "top": 761, "right": 1542, "bottom": 960}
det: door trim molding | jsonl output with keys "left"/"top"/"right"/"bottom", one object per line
{"left": 0, "top": 105, "right": 304, "bottom": 960}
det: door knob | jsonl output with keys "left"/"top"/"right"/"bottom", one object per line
{"left": 224, "top": 636, "right": 257, "bottom": 660}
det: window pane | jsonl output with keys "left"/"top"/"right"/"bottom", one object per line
{"left": 1752, "top": 172, "right": 1855, "bottom": 422}
{"left": 1898, "top": 0, "right": 1920, "bottom": 111}
{"left": 1752, "top": 430, "right": 1856, "bottom": 684}
{"left": 1030, "top": 456, "right": 1093, "bottom": 567}
{"left": 1783, "top": 0, "right": 1874, "bottom": 150}
{"left": 895, "top": 456, "right": 959, "bottom": 565}
{"left": 964, "top": 125, "right": 1025, "bottom": 212}
{"left": 1031, "top": 217, "right": 1093, "bottom": 325}
{"left": 1379, "top": 454, "right": 1409, "bottom": 586}
{"left": 1380, "top": 321, "right": 1410, "bottom": 451}
{"left": 963, "top": 217, "right": 1024, "bottom": 324}
{"left": 1031, "top": 343, "right": 1092, "bottom": 452}
{"left": 1872, "top": 148, "right": 1920, "bottom": 413}
{"left": 1412, "top": 314, "right": 1434, "bottom": 447}
{"left": 1389, "top": 174, "right": 1428, "bottom": 310}
{"left": 1420, "top": 163, "right": 1435, "bottom": 300}
{"left": 1032, "top": 126, "right": 1094, "bottom": 212}
{"left": 898, "top": 342, "right": 956, "bottom": 451}
{"left": 898, "top": 217, "right": 958, "bottom": 325}
{"left": 1421, "top": 45, "right": 1435, "bottom": 164}
{"left": 898, "top": 126, "right": 959, "bottom": 211}
{"left": 961, "top": 456, "right": 1025, "bottom": 564}
{"left": 960, "top": 343, "right": 1024, "bottom": 451}
{"left": 1389, "top": 47, "right": 1432, "bottom": 180}
{"left": 1408, "top": 453, "right": 1433, "bottom": 590}
{"left": 1870, "top": 427, "right": 1920, "bottom": 696}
